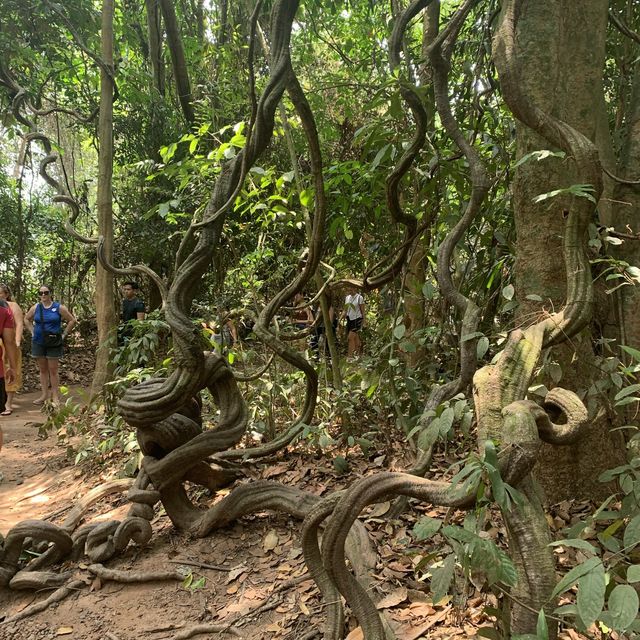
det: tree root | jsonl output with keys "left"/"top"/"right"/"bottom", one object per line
{"left": 169, "top": 624, "right": 241, "bottom": 639}
{"left": 0, "top": 579, "right": 85, "bottom": 626}
{"left": 62, "top": 478, "right": 134, "bottom": 531}
{"left": 87, "top": 563, "right": 184, "bottom": 583}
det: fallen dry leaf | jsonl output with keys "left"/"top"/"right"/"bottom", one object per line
{"left": 56, "top": 628, "right": 74, "bottom": 636}
{"left": 368, "top": 501, "right": 391, "bottom": 518}
{"left": 263, "top": 529, "right": 279, "bottom": 551}
{"left": 299, "top": 600, "right": 310, "bottom": 615}
{"left": 399, "top": 605, "right": 452, "bottom": 640}
{"left": 226, "top": 564, "right": 247, "bottom": 583}
{"left": 376, "top": 587, "right": 408, "bottom": 610}
{"left": 345, "top": 627, "right": 364, "bottom": 640}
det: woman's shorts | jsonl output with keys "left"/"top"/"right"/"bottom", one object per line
{"left": 31, "top": 341, "right": 63, "bottom": 359}
{"left": 346, "top": 317, "right": 363, "bottom": 333}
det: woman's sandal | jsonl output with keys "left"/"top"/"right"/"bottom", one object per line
{"left": 0, "top": 410, "right": 11, "bottom": 416}
{"left": 32, "top": 398, "right": 46, "bottom": 405}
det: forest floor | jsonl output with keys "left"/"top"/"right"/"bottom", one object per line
{"left": 0, "top": 382, "right": 594, "bottom": 640}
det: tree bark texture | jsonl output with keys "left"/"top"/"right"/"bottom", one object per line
{"left": 159, "top": 0, "right": 195, "bottom": 124}
{"left": 91, "top": 0, "right": 118, "bottom": 398}
{"left": 510, "top": 0, "right": 625, "bottom": 502}
{"left": 145, "top": 0, "right": 165, "bottom": 96}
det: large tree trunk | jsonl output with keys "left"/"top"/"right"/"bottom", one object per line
{"left": 159, "top": 0, "right": 195, "bottom": 125}
{"left": 145, "top": 0, "right": 165, "bottom": 96}
{"left": 511, "top": 0, "right": 624, "bottom": 502}
{"left": 91, "top": 0, "right": 117, "bottom": 397}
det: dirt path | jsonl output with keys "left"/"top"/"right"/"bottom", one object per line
{"left": 0, "top": 393, "right": 476, "bottom": 640}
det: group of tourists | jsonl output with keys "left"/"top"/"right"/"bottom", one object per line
{"left": 291, "top": 284, "right": 366, "bottom": 358}
{"left": 0, "top": 284, "right": 77, "bottom": 416}
{"left": 0, "top": 281, "right": 145, "bottom": 474}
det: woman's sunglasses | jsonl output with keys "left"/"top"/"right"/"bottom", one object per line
{"left": 38, "top": 291, "right": 50, "bottom": 296}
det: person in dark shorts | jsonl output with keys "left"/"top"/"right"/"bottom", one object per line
{"left": 24, "top": 286, "right": 76, "bottom": 405}
{"left": 119, "top": 281, "right": 146, "bottom": 344}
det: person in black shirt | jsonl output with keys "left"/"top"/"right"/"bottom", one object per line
{"left": 119, "top": 281, "right": 146, "bottom": 344}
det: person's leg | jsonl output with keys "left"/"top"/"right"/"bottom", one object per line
{"left": 0, "top": 377, "right": 6, "bottom": 414}
{"left": 48, "top": 358, "right": 61, "bottom": 403}
{"left": 347, "top": 330, "right": 356, "bottom": 357}
{"left": 35, "top": 357, "right": 50, "bottom": 403}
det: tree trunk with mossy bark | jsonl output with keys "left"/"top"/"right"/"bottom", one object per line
{"left": 508, "top": 0, "right": 625, "bottom": 503}
{"left": 91, "top": 0, "right": 118, "bottom": 398}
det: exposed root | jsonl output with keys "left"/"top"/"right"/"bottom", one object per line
{"left": 62, "top": 478, "right": 134, "bottom": 531}
{"left": 9, "top": 570, "right": 74, "bottom": 590}
{"left": 0, "top": 579, "right": 84, "bottom": 626}
{"left": 169, "top": 624, "right": 241, "bottom": 639}
{"left": 87, "top": 563, "right": 184, "bottom": 583}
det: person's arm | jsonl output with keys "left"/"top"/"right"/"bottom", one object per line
{"left": 24, "top": 305, "right": 36, "bottom": 335}
{"left": 11, "top": 303, "right": 24, "bottom": 346}
{"left": 229, "top": 320, "right": 238, "bottom": 342}
{"left": 136, "top": 300, "right": 145, "bottom": 321}
{"left": 359, "top": 297, "right": 366, "bottom": 326}
{"left": 59, "top": 305, "right": 77, "bottom": 338}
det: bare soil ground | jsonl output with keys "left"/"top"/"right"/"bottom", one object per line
{"left": 0, "top": 387, "right": 494, "bottom": 640}
{"left": 0, "top": 385, "right": 593, "bottom": 640}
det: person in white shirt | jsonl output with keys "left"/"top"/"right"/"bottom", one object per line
{"left": 342, "top": 285, "right": 365, "bottom": 357}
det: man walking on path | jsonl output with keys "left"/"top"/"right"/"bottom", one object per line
{"left": 119, "top": 281, "right": 146, "bottom": 345}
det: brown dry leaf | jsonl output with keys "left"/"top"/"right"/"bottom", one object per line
{"left": 89, "top": 576, "right": 102, "bottom": 592}
{"left": 226, "top": 584, "right": 239, "bottom": 595}
{"left": 400, "top": 605, "right": 451, "bottom": 640}
{"left": 56, "top": 628, "right": 74, "bottom": 636}
{"left": 263, "top": 529, "right": 279, "bottom": 551}
{"left": 299, "top": 600, "right": 310, "bottom": 615}
{"left": 376, "top": 587, "right": 408, "bottom": 610}
{"left": 226, "top": 564, "right": 247, "bottom": 583}
{"left": 409, "top": 602, "right": 436, "bottom": 617}
{"left": 345, "top": 627, "right": 364, "bottom": 640}
{"left": 263, "top": 464, "right": 289, "bottom": 479}
{"left": 368, "top": 501, "right": 391, "bottom": 518}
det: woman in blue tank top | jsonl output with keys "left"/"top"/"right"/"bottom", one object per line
{"left": 24, "top": 286, "right": 77, "bottom": 405}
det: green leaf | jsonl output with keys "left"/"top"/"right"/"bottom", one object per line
{"left": 627, "top": 565, "right": 640, "bottom": 583}
{"left": 536, "top": 609, "right": 549, "bottom": 640}
{"left": 431, "top": 553, "right": 455, "bottom": 604}
{"left": 413, "top": 516, "right": 442, "bottom": 541}
{"left": 620, "top": 345, "right": 640, "bottom": 362}
{"left": 624, "top": 514, "right": 640, "bottom": 550}
{"left": 513, "top": 149, "right": 566, "bottom": 168}
{"left": 614, "top": 384, "right": 640, "bottom": 401}
{"left": 299, "top": 188, "right": 313, "bottom": 208}
{"left": 607, "top": 584, "right": 639, "bottom": 630}
{"left": 551, "top": 557, "right": 603, "bottom": 599}
{"left": 393, "top": 324, "right": 406, "bottom": 339}
{"left": 549, "top": 539, "right": 598, "bottom": 554}
{"left": 576, "top": 560, "right": 605, "bottom": 629}
{"left": 502, "top": 284, "right": 515, "bottom": 300}
{"left": 477, "top": 336, "right": 489, "bottom": 359}
{"left": 370, "top": 144, "right": 389, "bottom": 170}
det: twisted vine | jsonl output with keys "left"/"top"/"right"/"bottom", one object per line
{"left": 303, "top": 1, "right": 601, "bottom": 638}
